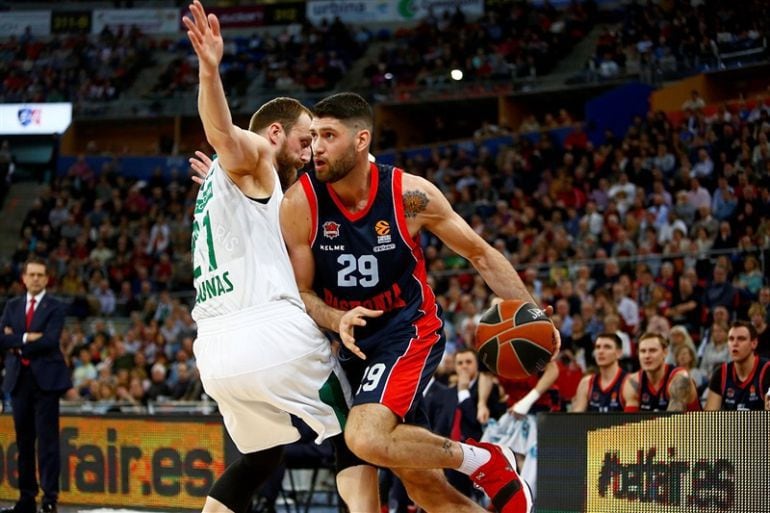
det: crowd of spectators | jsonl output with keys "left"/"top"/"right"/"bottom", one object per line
{"left": 0, "top": 25, "right": 155, "bottom": 104}
{"left": 388, "top": 89, "right": 770, "bottom": 404}
{"left": 0, "top": 154, "right": 201, "bottom": 408}
{"left": 0, "top": 14, "right": 369, "bottom": 106}
{"left": 152, "top": 17, "right": 371, "bottom": 98}
{"left": 366, "top": 2, "right": 596, "bottom": 95}
{"left": 587, "top": 0, "right": 769, "bottom": 82}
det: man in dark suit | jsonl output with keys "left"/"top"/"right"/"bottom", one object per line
{"left": 423, "top": 373, "right": 455, "bottom": 438}
{"left": 0, "top": 258, "right": 69, "bottom": 513}
{"left": 446, "top": 348, "right": 505, "bottom": 497}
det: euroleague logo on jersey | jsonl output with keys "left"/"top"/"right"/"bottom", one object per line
{"left": 375, "top": 220, "right": 390, "bottom": 236}
{"left": 375, "top": 220, "right": 391, "bottom": 244}
{"left": 323, "top": 221, "right": 340, "bottom": 239}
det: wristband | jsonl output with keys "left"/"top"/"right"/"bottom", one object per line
{"left": 512, "top": 389, "right": 541, "bottom": 415}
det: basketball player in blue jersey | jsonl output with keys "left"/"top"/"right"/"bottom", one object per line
{"left": 621, "top": 333, "right": 700, "bottom": 412}
{"left": 281, "top": 92, "right": 557, "bottom": 513}
{"left": 705, "top": 320, "right": 770, "bottom": 411}
{"left": 183, "top": 4, "right": 378, "bottom": 512}
{"left": 571, "top": 333, "right": 626, "bottom": 412}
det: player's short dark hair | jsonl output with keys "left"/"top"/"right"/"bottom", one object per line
{"left": 248, "top": 97, "right": 311, "bottom": 135}
{"left": 312, "top": 92, "right": 373, "bottom": 131}
{"left": 730, "top": 319, "right": 758, "bottom": 340}
{"left": 455, "top": 347, "right": 478, "bottom": 360}
{"left": 596, "top": 332, "right": 623, "bottom": 349}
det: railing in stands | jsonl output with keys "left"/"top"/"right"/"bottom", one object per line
{"left": 59, "top": 399, "right": 216, "bottom": 415}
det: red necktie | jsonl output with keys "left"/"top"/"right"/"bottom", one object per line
{"left": 450, "top": 408, "right": 462, "bottom": 441}
{"left": 20, "top": 297, "right": 35, "bottom": 366}
{"left": 26, "top": 297, "right": 36, "bottom": 330}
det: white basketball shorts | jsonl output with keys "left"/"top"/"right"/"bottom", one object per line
{"left": 194, "top": 301, "right": 352, "bottom": 453}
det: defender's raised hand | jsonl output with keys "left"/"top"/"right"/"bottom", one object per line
{"left": 183, "top": 1, "right": 223, "bottom": 73}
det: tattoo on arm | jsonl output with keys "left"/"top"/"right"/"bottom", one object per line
{"left": 442, "top": 438, "right": 455, "bottom": 457}
{"left": 630, "top": 376, "right": 640, "bottom": 393}
{"left": 667, "top": 375, "right": 694, "bottom": 412}
{"left": 403, "top": 190, "right": 429, "bottom": 218}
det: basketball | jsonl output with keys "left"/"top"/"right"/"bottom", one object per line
{"left": 475, "top": 299, "right": 557, "bottom": 379}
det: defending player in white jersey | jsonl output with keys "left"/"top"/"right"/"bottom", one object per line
{"left": 183, "top": 2, "right": 378, "bottom": 512}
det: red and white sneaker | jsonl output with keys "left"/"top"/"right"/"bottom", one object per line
{"left": 467, "top": 439, "right": 533, "bottom": 513}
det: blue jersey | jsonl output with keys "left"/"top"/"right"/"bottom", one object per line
{"left": 709, "top": 357, "right": 770, "bottom": 411}
{"left": 638, "top": 364, "right": 701, "bottom": 412}
{"left": 639, "top": 364, "right": 679, "bottom": 412}
{"left": 299, "top": 163, "right": 442, "bottom": 347}
{"left": 587, "top": 367, "right": 626, "bottom": 412}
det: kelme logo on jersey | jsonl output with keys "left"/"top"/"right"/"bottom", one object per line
{"left": 375, "top": 220, "right": 391, "bottom": 244}
{"left": 323, "top": 221, "right": 340, "bottom": 239}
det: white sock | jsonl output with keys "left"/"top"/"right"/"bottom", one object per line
{"left": 457, "top": 442, "right": 492, "bottom": 475}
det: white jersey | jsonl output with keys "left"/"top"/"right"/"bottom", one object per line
{"left": 191, "top": 159, "right": 303, "bottom": 321}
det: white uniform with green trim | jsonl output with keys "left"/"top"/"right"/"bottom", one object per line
{"left": 191, "top": 159, "right": 301, "bottom": 320}
{"left": 191, "top": 160, "right": 351, "bottom": 453}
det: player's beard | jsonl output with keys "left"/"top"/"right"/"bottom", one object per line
{"left": 316, "top": 144, "right": 357, "bottom": 184}
{"left": 275, "top": 143, "right": 302, "bottom": 191}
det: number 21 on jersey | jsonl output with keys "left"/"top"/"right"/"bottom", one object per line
{"left": 192, "top": 211, "right": 217, "bottom": 278}
{"left": 192, "top": 178, "right": 218, "bottom": 278}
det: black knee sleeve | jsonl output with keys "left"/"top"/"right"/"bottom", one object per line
{"left": 330, "top": 433, "right": 367, "bottom": 473}
{"left": 209, "top": 445, "right": 284, "bottom": 513}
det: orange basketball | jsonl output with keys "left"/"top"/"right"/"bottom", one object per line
{"left": 475, "top": 299, "right": 557, "bottom": 379}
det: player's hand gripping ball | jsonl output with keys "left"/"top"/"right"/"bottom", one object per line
{"left": 475, "top": 299, "right": 557, "bottom": 379}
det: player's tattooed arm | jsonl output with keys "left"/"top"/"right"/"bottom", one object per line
{"left": 667, "top": 373, "right": 695, "bottom": 411}
{"left": 629, "top": 375, "right": 640, "bottom": 394}
{"left": 621, "top": 373, "right": 640, "bottom": 410}
{"left": 402, "top": 172, "right": 539, "bottom": 306}
{"left": 403, "top": 190, "right": 429, "bottom": 218}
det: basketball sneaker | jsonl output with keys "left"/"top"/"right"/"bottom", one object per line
{"left": 467, "top": 439, "right": 533, "bottom": 513}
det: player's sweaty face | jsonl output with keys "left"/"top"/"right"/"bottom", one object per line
{"left": 310, "top": 117, "right": 356, "bottom": 183}
{"left": 277, "top": 114, "right": 312, "bottom": 173}
{"left": 275, "top": 114, "right": 312, "bottom": 188}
